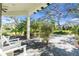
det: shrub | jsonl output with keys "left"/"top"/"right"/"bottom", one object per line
{"left": 2, "top": 32, "right": 9, "bottom": 36}
{"left": 53, "top": 30, "right": 70, "bottom": 35}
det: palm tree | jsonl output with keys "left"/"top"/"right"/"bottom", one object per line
{"left": 11, "top": 20, "right": 27, "bottom": 36}
{"left": 30, "top": 19, "right": 53, "bottom": 44}
{"left": 71, "top": 25, "right": 79, "bottom": 44}
{"left": 50, "top": 17, "right": 55, "bottom": 33}
{"left": 41, "top": 21, "right": 52, "bottom": 44}
{"left": 17, "top": 20, "right": 27, "bottom": 36}
{"left": 31, "top": 20, "right": 40, "bottom": 37}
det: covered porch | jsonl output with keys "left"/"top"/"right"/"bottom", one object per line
{"left": 0, "top": 3, "right": 79, "bottom": 56}
{"left": 2, "top": 3, "right": 47, "bottom": 40}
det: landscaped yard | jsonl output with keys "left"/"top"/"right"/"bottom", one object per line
{"left": 0, "top": 3, "right": 79, "bottom": 56}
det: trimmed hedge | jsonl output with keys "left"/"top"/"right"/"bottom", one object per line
{"left": 53, "top": 30, "right": 71, "bottom": 35}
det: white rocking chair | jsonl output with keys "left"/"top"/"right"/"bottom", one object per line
{"left": 0, "top": 45, "right": 27, "bottom": 56}
{"left": 1, "top": 36, "right": 21, "bottom": 47}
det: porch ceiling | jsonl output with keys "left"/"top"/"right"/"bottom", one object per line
{"left": 2, "top": 3, "right": 46, "bottom": 16}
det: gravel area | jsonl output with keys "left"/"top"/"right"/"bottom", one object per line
{"left": 49, "top": 35, "right": 79, "bottom": 56}
{"left": 15, "top": 35, "right": 79, "bottom": 56}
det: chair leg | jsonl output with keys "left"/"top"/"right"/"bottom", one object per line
{"left": 23, "top": 46, "right": 27, "bottom": 56}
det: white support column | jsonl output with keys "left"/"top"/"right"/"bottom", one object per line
{"left": 27, "top": 16, "right": 30, "bottom": 40}
{"left": 0, "top": 3, "right": 2, "bottom": 38}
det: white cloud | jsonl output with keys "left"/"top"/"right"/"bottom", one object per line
{"left": 71, "top": 18, "right": 79, "bottom": 22}
{"left": 64, "top": 18, "right": 79, "bottom": 26}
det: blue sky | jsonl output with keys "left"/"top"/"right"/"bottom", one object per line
{"left": 2, "top": 3, "right": 79, "bottom": 25}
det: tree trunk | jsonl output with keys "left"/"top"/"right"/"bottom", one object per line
{"left": 57, "top": 16, "right": 61, "bottom": 31}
